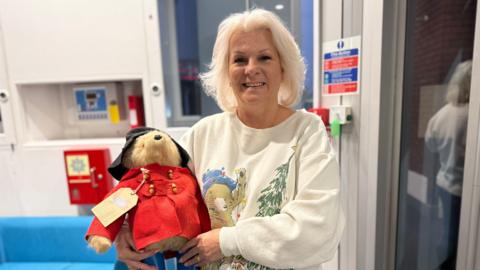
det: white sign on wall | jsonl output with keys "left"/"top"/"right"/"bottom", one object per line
{"left": 322, "top": 36, "right": 362, "bottom": 96}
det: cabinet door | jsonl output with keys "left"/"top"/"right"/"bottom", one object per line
{"left": 0, "top": 0, "right": 149, "bottom": 83}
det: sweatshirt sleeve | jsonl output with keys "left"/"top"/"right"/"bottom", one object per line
{"left": 219, "top": 119, "right": 345, "bottom": 269}
{"left": 424, "top": 115, "right": 438, "bottom": 153}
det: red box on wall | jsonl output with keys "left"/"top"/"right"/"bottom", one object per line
{"left": 308, "top": 107, "right": 330, "bottom": 125}
{"left": 128, "top": 95, "right": 145, "bottom": 128}
{"left": 64, "top": 148, "right": 113, "bottom": 205}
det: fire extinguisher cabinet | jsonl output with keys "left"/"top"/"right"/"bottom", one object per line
{"left": 64, "top": 148, "right": 113, "bottom": 205}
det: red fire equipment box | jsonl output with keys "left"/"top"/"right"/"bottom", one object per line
{"left": 64, "top": 148, "right": 113, "bottom": 205}
{"left": 308, "top": 107, "right": 330, "bottom": 125}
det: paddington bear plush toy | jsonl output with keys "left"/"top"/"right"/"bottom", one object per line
{"left": 86, "top": 127, "right": 210, "bottom": 260}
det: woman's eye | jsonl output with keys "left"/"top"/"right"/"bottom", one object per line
{"left": 233, "top": 57, "right": 247, "bottom": 64}
{"left": 259, "top": 55, "right": 272, "bottom": 61}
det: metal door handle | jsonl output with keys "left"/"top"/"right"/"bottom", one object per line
{"left": 90, "top": 167, "right": 99, "bottom": 188}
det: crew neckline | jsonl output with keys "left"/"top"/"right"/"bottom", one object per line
{"left": 230, "top": 109, "right": 303, "bottom": 134}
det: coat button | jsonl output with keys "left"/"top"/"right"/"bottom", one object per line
{"left": 167, "top": 170, "right": 174, "bottom": 179}
{"left": 171, "top": 183, "right": 177, "bottom": 194}
{"left": 148, "top": 184, "right": 155, "bottom": 195}
{"left": 141, "top": 168, "right": 150, "bottom": 178}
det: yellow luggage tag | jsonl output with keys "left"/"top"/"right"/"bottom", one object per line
{"left": 92, "top": 188, "right": 138, "bottom": 227}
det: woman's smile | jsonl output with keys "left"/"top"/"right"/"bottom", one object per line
{"left": 242, "top": 82, "right": 266, "bottom": 88}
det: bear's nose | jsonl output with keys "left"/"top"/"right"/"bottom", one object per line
{"left": 154, "top": 134, "right": 162, "bottom": 140}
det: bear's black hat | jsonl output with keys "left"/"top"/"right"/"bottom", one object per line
{"left": 108, "top": 127, "right": 191, "bottom": 180}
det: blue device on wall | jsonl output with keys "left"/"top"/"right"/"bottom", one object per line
{"left": 74, "top": 87, "right": 108, "bottom": 120}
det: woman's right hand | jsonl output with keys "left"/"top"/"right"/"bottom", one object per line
{"left": 116, "top": 224, "right": 156, "bottom": 270}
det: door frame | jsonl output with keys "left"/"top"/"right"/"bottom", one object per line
{"left": 377, "top": 0, "right": 409, "bottom": 268}
{"left": 372, "top": 0, "right": 407, "bottom": 269}
{"left": 381, "top": 0, "right": 480, "bottom": 269}
{"left": 456, "top": 0, "right": 480, "bottom": 268}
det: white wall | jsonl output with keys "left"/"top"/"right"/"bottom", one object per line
{"left": 0, "top": 147, "right": 22, "bottom": 215}
{"left": 0, "top": 0, "right": 163, "bottom": 216}
{"left": 0, "top": 0, "right": 147, "bottom": 83}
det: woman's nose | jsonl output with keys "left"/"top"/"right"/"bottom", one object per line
{"left": 245, "top": 60, "right": 260, "bottom": 75}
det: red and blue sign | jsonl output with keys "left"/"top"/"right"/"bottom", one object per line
{"left": 322, "top": 37, "right": 361, "bottom": 95}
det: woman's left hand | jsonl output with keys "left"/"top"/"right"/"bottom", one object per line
{"left": 179, "top": 228, "right": 223, "bottom": 267}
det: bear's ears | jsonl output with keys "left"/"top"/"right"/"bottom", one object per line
{"left": 108, "top": 127, "right": 191, "bottom": 180}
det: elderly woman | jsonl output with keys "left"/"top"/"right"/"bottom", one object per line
{"left": 116, "top": 8, "right": 344, "bottom": 270}
{"left": 424, "top": 60, "right": 471, "bottom": 269}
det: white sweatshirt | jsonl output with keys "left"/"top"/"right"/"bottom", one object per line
{"left": 425, "top": 103, "right": 469, "bottom": 196}
{"left": 180, "top": 110, "right": 345, "bottom": 270}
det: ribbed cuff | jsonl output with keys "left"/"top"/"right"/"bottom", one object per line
{"left": 219, "top": 226, "right": 240, "bottom": 256}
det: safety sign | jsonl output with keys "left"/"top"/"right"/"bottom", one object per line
{"left": 322, "top": 36, "right": 361, "bottom": 95}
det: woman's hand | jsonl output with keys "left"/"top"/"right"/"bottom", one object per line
{"left": 179, "top": 229, "right": 223, "bottom": 267}
{"left": 116, "top": 224, "right": 156, "bottom": 270}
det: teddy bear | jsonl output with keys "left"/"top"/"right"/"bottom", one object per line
{"left": 85, "top": 127, "right": 211, "bottom": 254}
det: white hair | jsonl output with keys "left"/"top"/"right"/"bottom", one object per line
{"left": 200, "top": 8, "right": 306, "bottom": 112}
{"left": 446, "top": 60, "right": 472, "bottom": 105}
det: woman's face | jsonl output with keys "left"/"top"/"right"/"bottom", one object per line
{"left": 228, "top": 28, "right": 283, "bottom": 110}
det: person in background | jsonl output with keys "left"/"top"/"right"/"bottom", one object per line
{"left": 116, "top": 8, "right": 345, "bottom": 270}
{"left": 425, "top": 60, "right": 472, "bottom": 270}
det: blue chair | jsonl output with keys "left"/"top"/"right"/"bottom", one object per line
{"left": 0, "top": 216, "right": 115, "bottom": 270}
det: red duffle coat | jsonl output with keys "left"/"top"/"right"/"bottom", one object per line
{"left": 86, "top": 163, "right": 211, "bottom": 250}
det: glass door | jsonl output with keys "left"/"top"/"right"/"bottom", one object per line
{"left": 395, "top": 0, "right": 476, "bottom": 269}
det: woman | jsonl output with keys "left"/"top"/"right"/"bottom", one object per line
{"left": 117, "top": 8, "right": 344, "bottom": 270}
{"left": 424, "top": 60, "right": 471, "bottom": 269}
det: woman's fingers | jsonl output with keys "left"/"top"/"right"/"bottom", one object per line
{"left": 188, "top": 254, "right": 205, "bottom": 267}
{"left": 124, "top": 229, "right": 136, "bottom": 249}
{"left": 179, "top": 246, "right": 200, "bottom": 264}
{"left": 118, "top": 247, "right": 155, "bottom": 270}
{"left": 117, "top": 224, "right": 137, "bottom": 248}
{"left": 179, "top": 236, "right": 199, "bottom": 253}
{"left": 179, "top": 236, "right": 200, "bottom": 263}
{"left": 179, "top": 229, "right": 223, "bottom": 266}
{"left": 115, "top": 225, "right": 156, "bottom": 269}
